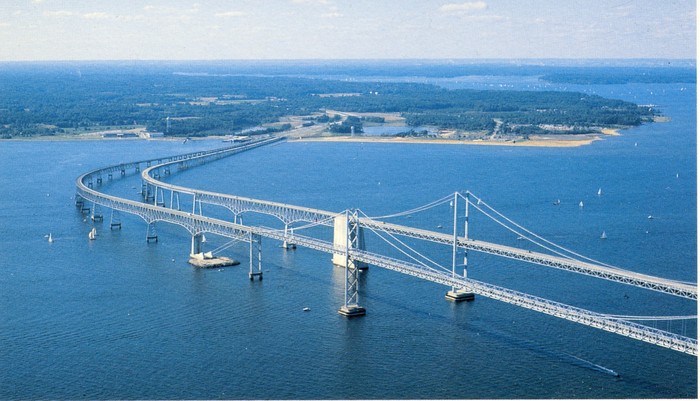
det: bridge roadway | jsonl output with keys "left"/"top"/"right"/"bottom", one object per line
{"left": 76, "top": 138, "right": 697, "bottom": 356}
{"left": 140, "top": 150, "right": 697, "bottom": 301}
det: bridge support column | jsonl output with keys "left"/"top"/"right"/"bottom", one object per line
{"left": 91, "top": 201, "right": 103, "bottom": 222}
{"left": 146, "top": 221, "right": 158, "bottom": 243}
{"left": 249, "top": 232, "right": 263, "bottom": 280}
{"left": 109, "top": 209, "right": 122, "bottom": 230}
{"left": 170, "top": 191, "right": 181, "bottom": 210}
{"left": 191, "top": 233, "right": 204, "bottom": 256}
{"left": 144, "top": 183, "right": 155, "bottom": 202}
{"left": 154, "top": 187, "right": 165, "bottom": 207}
{"left": 446, "top": 192, "right": 474, "bottom": 302}
{"left": 281, "top": 223, "right": 297, "bottom": 250}
{"left": 332, "top": 212, "right": 368, "bottom": 270}
{"left": 336, "top": 210, "right": 366, "bottom": 317}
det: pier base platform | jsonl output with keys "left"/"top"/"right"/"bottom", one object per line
{"left": 338, "top": 304, "right": 366, "bottom": 317}
{"left": 445, "top": 289, "right": 475, "bottom": 302}
{"left": 188, "top": 253, "right": 240, "bottom": 268}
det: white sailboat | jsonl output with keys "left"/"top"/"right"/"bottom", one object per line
{"left": 597, "top": 188, "right": 602, "bottom": 196}
{"left": 88, "top": 227, "right": 96, "bottom": 240}
{"left": 600, "top": 231, "right": 607, "bottom": 239}
{"left": 47, "top": 233, "right": 53, "bottom": 243}
{"left": 579, "top": 201, "right": 584, "bottom": 208}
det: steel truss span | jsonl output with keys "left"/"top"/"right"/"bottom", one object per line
{"left": 75, "top": 139, "right": 697, "bottom": 356}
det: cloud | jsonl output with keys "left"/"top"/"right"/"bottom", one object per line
{"left": 439, "top": 1, "right": 487, "bottom": 13}
{"left": 291, "top": 0, "right": 331, "bottom": 4}
{"left": 44, "top": 10, "right": 75, "bottom": 17}
{"left": 83, "top": 12, "right": 110, "bottom": 20}
{"left": 215, "top": 11, "right": 246, "bottom": 17}
{"left": 321, "top": 11, "right": 342, "bottom": 18}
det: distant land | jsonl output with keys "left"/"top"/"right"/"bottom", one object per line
{"left": 0, "top": 60, "right": 688, "bottom": 143}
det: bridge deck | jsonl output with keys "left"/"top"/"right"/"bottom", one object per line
{"left": 139, "top": 149, "right": 696, "bottom": 301}
{"left": 75, "top": 138, "right": 697, "bottom": 356}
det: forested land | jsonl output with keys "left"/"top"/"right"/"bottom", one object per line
{"left": 0, "top": 62, "right": 659, "bottom": 138}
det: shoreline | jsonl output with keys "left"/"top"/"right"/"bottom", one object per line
{"left": 292, "top": 134, "right": 605, "bottom": 148}
{"left": 4, "top": 127, "right": 622, "bottom": 148}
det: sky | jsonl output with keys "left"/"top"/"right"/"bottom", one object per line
{"left": 0, "top": 0, "right": 696, "bottom": 61}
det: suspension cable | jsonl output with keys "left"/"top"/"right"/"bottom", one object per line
{"left": 466, "top": 191, "right": 621, "bottom": 269}
{"left": 358, "top": 210, "right": 452, "bottom": 275}
{"left": 366, "top": 193, "right": 455, "bottom": 220}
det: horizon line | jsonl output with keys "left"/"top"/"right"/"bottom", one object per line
{"left": 0, "top": 57, "right": 695, "bottom": 67}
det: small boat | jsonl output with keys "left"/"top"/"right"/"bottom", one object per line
{"left": 437, "top": 224, "right": 443, "bottom": 229}
{"left": 88, "top": 227, "right": 96, "bottom": 240}
{"left": 600, "top": 231, "right": 607, "bottom": 239}
{"left": 579, "top": 201, "right": 584, "bottom": 208}
{"left": 449, "top": 200, "right": 454, "bottom": 207}
{"left": 303, "top": 307, "right": 311, "bottom": 312}
{"left": 597, "top": 188, "right": 602, "bottom": 196}
{"left": 47, "top": 233, "right": 53, "bottom": 243}
{"left": 553, "top": 199, "right": 560, "bottom": 205}
{"left": 647, "top": 215, "right": 654, "bottom": 219}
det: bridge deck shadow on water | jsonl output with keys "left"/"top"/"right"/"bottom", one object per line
{"left": 75, "top": 137, "right": 697, "bottom": 356}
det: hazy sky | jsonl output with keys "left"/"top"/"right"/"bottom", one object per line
{"left": 1, "top": 0, "right": 695, "bottom": 61}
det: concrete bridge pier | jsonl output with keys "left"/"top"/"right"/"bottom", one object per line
{"left": 91, "top": 201, "right": 103, "bottom": 222}
{"left": 281, "top": 224, "right": 297, "bottom": 250}
{"left": 191, "top": 233, "right": 204, "bottom": 256}
{"left": 109, "top": 209, "right": 122, "bottom": 230}
{"left": 146, "top": 221, "right": 158, "bottom": 243}
{"left": 154, "top": 187, "right": 165, "bottom": 207}
{"left": 332, "top": 213, "right": 368, "bottom": 270}
{"left": 170, "top": 191, "right": 181, "bottom": 210}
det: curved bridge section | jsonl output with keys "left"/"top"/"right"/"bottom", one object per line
{"left": 141, "top": 153, "right": 696, "bottom": 301}
{"left": 75, "top": 138, "right": 697, "bottom": 356}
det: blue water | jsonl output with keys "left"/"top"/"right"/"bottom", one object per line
{"left": 0, "top": 74, "right": 696, "bottom": 399}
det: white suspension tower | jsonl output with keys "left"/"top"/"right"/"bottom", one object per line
{"left": 446, "top": 191, "right": 475, "bottom": 301}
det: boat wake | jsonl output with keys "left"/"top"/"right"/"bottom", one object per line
{"left": 564, "top": 353, "right": 620, "bottom": 377}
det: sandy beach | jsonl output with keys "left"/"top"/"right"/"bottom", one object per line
{"left": 293, "top": 134, "right": 604, "bottom": 148}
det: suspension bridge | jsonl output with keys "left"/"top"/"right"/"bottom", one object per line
{"left": 75, "top": 137, "right": 697, "bottom": 356}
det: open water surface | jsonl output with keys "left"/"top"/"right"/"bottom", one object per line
{"left": 0, "top": 72, "right": 696, "bottom": 399}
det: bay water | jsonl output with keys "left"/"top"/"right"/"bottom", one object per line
{"left": 0, "top": 72, "right": 696, "bottom": 399}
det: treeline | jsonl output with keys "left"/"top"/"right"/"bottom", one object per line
{"left": 0, "top": 63, "right": 656, "bottom": 138}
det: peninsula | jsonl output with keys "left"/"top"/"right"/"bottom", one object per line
{"left": 0, "top": 61, "right": 658, "bottom": 145}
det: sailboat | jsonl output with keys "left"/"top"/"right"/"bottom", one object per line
{"left": 47, "top": 233, "right": 53, "bottom": 243}
{"left": 579, "top": 201, "right": 584, "bottom": 208}
{"left": 600, "top": 231, "right": 607, "bottom": 239}
{"left": 597, "top": 188, "right": 602, "bottom": 196}
{"left": 88, "top": 227, "right": 96, "bottom": 240}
